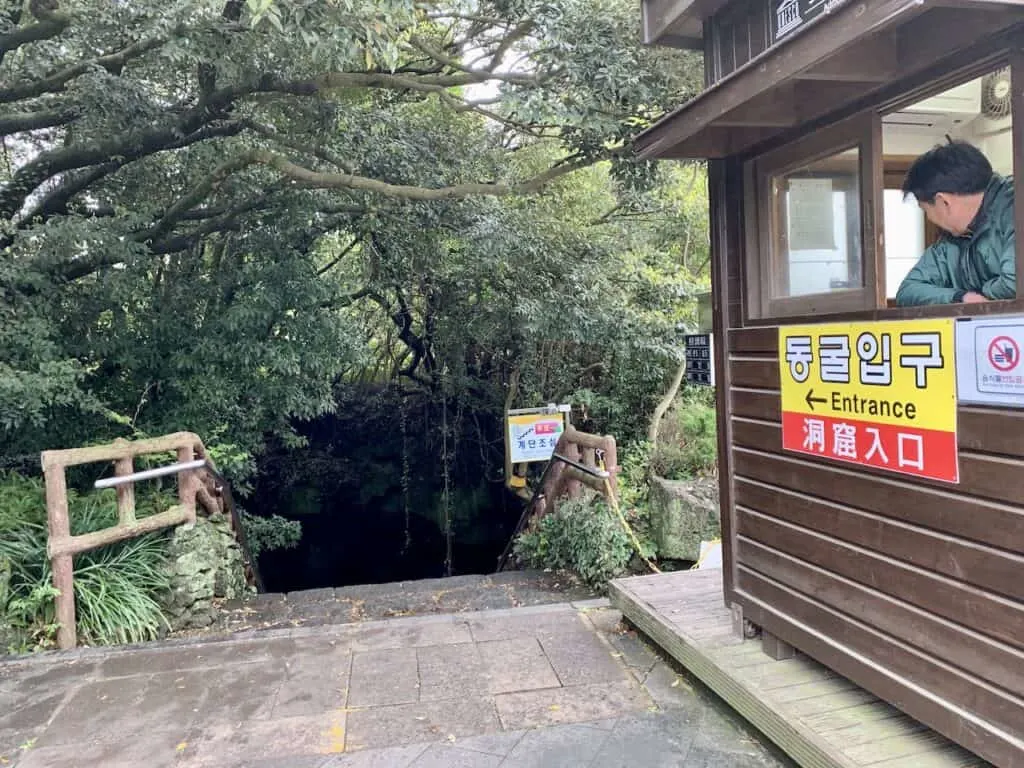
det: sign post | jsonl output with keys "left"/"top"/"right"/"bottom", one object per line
{"left": 778, "top": 319, "right": 959, "bottom": 483}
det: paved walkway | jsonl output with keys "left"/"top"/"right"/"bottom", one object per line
{"left": 0, "top": 601, "right": 793, "bottom": 767}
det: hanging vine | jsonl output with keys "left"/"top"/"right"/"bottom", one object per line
{"left": 399, "top": 388, "right": 412, "bottom": 556}
{"left": 440, "top": 370, "right": 453, "bottom": 577}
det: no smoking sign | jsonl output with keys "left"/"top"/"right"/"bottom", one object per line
{"left": 987, "top": 335, "right": 1020, "bottom": 372}
{"left": 957, "top": 319, "right": 1024, "bottom": 406}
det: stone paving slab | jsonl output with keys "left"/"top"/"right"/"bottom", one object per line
{"left": 0, "top": 600, "right": 794, "bottom": 768}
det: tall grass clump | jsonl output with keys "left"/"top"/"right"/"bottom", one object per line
{"left": 0, "top": 472, "right": 172, "bottom": 651}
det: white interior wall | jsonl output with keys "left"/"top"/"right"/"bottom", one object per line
{"left": 883, "top": 191, "right": 925, "bottom": 298}
{"left": 964, "top": 115, "right": 1014, "bottom": 174}
{"left": 787, "top": 191, "right": 854, "bottom": 296}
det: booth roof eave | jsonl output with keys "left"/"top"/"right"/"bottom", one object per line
{"left": 642, "top": 0, "right": 727, "bottom": 48}
{"left": 634, "top": 0, "right": 945, "bottom": 161}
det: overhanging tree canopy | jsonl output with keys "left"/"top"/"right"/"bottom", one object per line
{"left": 1, "top": 0, "right": 703, "bottom": 459}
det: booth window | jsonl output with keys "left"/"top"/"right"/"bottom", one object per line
{"left": 748, "top": 116, "right": 878, "bottom": 319}
{"left": 745, "top": 60, "right": 1019, "bottom": 320}
{"left": 881, "top": 65, "right": 1016, "bottom": 306}
{"left": 771, "top": 149, "right": 862, "bottom": 297}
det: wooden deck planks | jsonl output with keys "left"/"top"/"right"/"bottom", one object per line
{"left": 609, "top": 569, "right": 989, "bottom": 768}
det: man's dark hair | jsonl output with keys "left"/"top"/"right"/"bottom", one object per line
{"left": 902, "top": 140, "right": 993, "bottom": 203}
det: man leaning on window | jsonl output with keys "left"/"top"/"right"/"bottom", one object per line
{"left": 895, "top": 140, "right": 1016, "bottom": 306}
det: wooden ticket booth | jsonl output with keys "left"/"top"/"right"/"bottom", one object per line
{"left": 633, "top": 0, "right": 1024, "bottom": 765}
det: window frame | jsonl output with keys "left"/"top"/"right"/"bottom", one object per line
{"left": 745, "top": 112, "right": 882, "bottom": 319}
{"left": 741, "top": 49, "right": 1024, "bottom": 326}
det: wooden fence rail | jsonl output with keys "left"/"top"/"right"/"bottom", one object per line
{"left": 41, "top": 431, "right": 217, "bottom": 650}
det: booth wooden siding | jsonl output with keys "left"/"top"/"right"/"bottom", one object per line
{"left": 725, "top": 325, "right": 1024, "bottom": 766}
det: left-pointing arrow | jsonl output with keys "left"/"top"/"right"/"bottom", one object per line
{"left": 805, "top": 389, "right": 827, "bottom": 411}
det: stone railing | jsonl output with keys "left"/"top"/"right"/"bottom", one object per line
{"left": 531, "top": 425, "right": 619, "bottom": 524}
{"left": 41, "top": 432, "right": 225, "bottom": 649}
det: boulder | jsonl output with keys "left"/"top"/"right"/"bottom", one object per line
{"left": 161, "top": 514, "right": 248, "bottom": 631}
{"left": 648, "top": 476, "right": 720, "bottom": 562}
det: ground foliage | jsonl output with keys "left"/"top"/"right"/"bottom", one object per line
{"left": 0, "top": 472, "right": 171, "bottom": 651}
{"left": 513, "top": 494, "right": 632, "bottom": 589}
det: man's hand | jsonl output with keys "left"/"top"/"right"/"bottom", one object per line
{"left": 962, "top": 291, "right": 989, "bottom": 303}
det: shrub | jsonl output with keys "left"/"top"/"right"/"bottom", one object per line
{"left": 0, "top": 472, "right": 172, "bottom": 651}
{"left": 239, "top": 512, "right": 302, "bottom": 558}
{"left": 614, "top": 440, "right": 658, "bottom": 559}
{"left": 651, "top": 391, "right": 718, "bottom": 480}
{"left": 513, "top": 494, "right": 632, "bottom": 588}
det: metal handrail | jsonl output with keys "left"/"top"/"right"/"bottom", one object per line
{"left": 92, "top": 455, "right": 265, "bottom": 593}
{"left": 94, "top": 459, "right": 207, "bottom": 489}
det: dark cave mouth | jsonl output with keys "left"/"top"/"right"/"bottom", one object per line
{"left": 254, "top": 485, "right": 522, "bottom": 593}
{"left": 250, "top": 387, "right": 523, "bottom": 594}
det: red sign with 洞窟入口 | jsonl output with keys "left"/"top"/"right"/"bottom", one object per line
{"left": 780, "top": 412, "right": 959, "bottom": 482}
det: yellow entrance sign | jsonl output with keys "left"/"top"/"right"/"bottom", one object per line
{"left": 779, "top": 318, "right": 957, "bottom": 430}
{"left": 778, "top": 318, "right": 958, "bottom": 483}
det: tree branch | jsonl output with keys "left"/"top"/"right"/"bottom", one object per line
{"left": 45, "top": 190, "right": 264, "bottom": 280}
{"left": 438, "top": 91, "right": 559, "bottom": 138}
{"left": 487, "top": 19, "right": 535, "bottom": 72}
{"left": 143, "top": 153, "right": 256, "bottom": 244}
{"left": 424, "top": 12, "right": 507, "bottom": 25}
{"left": 250, "top": 148, "right": 603, "bottom": 201}
{"left": 318, "top": 286, "right": 373, "bottom": 309}
{"left": 0, "top": 35, "right": 168, "bottom": 104}
{"left": 317, "top": 235, "right": 362, "bottom": 276}
{"left": 648, "top": 357, "right": 687, "bottom": 445}
{"left": 0, "top": 107, "right": 78, "bottom": 136}
{"left": 243, "top": 119, "right": 354, "bottom": 173}
{"left": 407, "top": 37, "right": 540, "bottom": 85}
{"left": 0, "top": 3, "right": 69, "bottom": 64}
{"left": 15, "top": 121, "right": 245, "bottom": 224}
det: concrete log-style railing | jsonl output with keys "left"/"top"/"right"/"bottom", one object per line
{"left": 41, "top": 432, "right": 222, "bottom": 650}
{"left": 495, "top": 424, "right": 620, "bottom": 571}
{"left": 533, "top": 425, "right": 619, "bottom": 525}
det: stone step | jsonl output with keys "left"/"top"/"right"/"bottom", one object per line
{"left": 173, "top": 569, "right": 597, "bottom": 641}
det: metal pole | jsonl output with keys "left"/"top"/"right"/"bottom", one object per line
{"left": 549, "top": 452, "right": 610, "bottom": 479}
{"left": 94, "top": 459, "right": 206, "bottom": 489}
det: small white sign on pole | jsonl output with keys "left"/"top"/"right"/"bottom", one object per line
{"left": 955, "top": 316, "right": 1024, "bottom": 408}
{"left": 506, "top": 406, "right": 568, "bottom": 464}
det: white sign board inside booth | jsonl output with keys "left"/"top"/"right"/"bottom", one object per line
{"left": 955, "top": 316, "right": 1024, "bottom": 408}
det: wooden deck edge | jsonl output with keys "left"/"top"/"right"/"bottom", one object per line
{"left": 608, "top": 578, "right": 856, "bottom": 768}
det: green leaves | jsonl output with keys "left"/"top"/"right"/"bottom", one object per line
{"left": 513, "top": 494, "right": 633, "bottom": 589}
{"left": 651, "top": 389, "right": 718, "bottom": 480}
{"left": 239, "top": 512, "right": 302, "bottom": 557}
{"left": 1, "top": 0, "right": 709, "bottom": 515}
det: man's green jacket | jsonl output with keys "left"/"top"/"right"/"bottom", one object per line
{"left": 895, "top": 175, "right": 1016, "bottom": 306}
